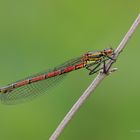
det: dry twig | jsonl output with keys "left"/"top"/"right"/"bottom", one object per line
{"left": 49, "top": 14, "right": 140, "bottom": 140}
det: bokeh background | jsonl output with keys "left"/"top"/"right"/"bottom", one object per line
{"left": 0, "top": 0, "right": 140, "bottom": 140}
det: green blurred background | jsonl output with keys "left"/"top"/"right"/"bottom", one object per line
{"left": 0, "top": 0, "right": 140, "bottom": 140}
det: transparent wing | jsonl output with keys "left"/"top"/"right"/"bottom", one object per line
{"left": 0, "top": 56, "right": 83, "bottom": 105}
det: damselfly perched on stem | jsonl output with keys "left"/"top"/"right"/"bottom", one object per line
{"left": 0, "top": 48, "right": 114, "bottom": 104}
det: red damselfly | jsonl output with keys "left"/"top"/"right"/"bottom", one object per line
{"left": 0, "top": 48, "right": 114, "bottom": 104}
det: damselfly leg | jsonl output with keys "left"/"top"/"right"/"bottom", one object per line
{"left": 85, "top": 60, "right": 101, "bottom": 71}
{"left": 88, "top": 62, "right": 102, "bottom": 75}
{"left": 87, "top": 56, "right": 114, "bottom": 75}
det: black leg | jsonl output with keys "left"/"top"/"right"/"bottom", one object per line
{"left": 88, "top": 62, "right": 102, "bottom": 75}
{"left": 88, "top": 58, "right": 109, "bottom": 75}
{"left": 89, "top": 67, "right": 102, "bottom": 75}
{"left": 85, "top": 61, "right": 100, "bottom": 71}
{"left": 87, "top": 56, "right": 114, "bottom": 75}
{"left": 103, "top": 60, "right": 107, "bottom": 73}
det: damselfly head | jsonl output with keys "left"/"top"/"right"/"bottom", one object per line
{"left": 103, "top": 48, "right": 114, "bottom": 56}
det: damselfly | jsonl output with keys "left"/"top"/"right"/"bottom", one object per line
{"left": 0, "top": 48, "right": 114, "bottom": 104}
